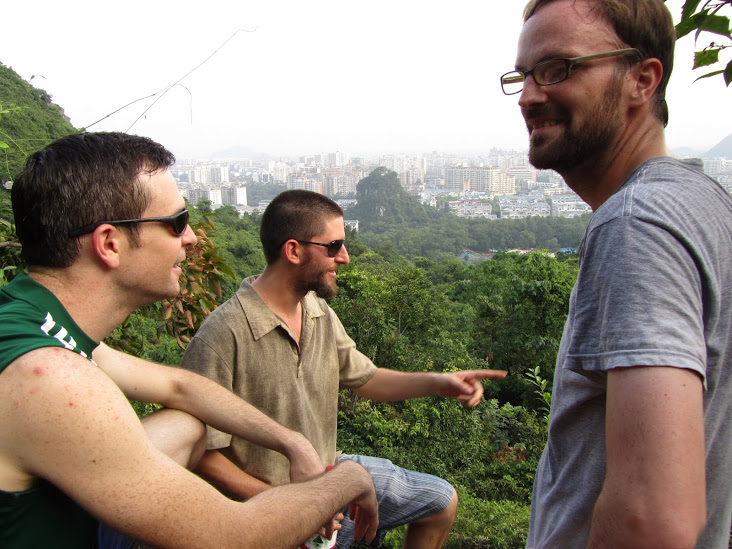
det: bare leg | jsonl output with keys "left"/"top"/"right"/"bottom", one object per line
{"left": 402, "top": 488, "right": 458, "bottom": 549}
{"left": 140, "top": 408, "right": 206, "bottom": 469}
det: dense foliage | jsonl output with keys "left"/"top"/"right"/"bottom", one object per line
{"left": 0, "top": 63, "right": 77, "bottom": 181}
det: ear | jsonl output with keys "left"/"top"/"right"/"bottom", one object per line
{"left": 89, "top": 226, "right": 123, "bottom": 269}
{"left": 628, "top": 57, "right": 663, "bottom": 108}
{"left": 281, "top": 239, "right": 304, "bottom": 265}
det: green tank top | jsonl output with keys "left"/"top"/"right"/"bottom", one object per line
{"left": 0, "top": 273, "right": 100, "bottom": 548}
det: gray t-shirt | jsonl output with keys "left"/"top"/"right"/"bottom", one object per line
{"left": 527, "top": 157, "right": 732, "bottom": 548}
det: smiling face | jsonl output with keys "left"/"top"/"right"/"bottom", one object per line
{"left": 120, "top": 168, "right": 197, "bottom": 306}
{"left": 516, "top": 0, "right": 628, "bottom": 173}
{"left": 294, "top": 215, "right": 349, "bottom": 300}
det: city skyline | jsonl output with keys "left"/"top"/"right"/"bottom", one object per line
{"left": 2, "top": 0, "right": 730, "bottom": 158}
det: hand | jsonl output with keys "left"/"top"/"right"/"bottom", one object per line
{"left": 437, "top": 369, "right": 507, "bottom": 407}
{"left": 313, "top": 511, "right": 345, "bottom": 542}
{"left": 339, "top": 461, "right": 379, "bottom": 544}
{"left": 348, "top": 489, "right": 379, "bottom": 544}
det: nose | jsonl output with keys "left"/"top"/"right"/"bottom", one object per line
{"left": 337, "top": 244, "right": 350, "bottom": 265}
{"left": 181, "top": 224, "right": 197, "bottom": 247}
{"left": 518, "top": 73, "right": 546, "bottom": 109}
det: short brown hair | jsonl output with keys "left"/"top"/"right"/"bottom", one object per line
{"left": 13, "top": 132, "right": 175, "bottom": 268}
{"left": 523, "top": 0, "right": 675, "bottom": 126}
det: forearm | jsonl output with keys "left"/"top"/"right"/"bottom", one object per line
{"left": 243, "top": 459, "right": 378, "bottom": 546}
{"left": 166, "top": 369, "right": 323, "bottom": 475}
{"left": 354, "top": 368, "right": 443, "bottom": 401}
{"left": 196, "top": 449, "right": 271, "bottom": 501}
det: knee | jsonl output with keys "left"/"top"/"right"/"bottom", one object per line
{"left": 414, "top": 487, "right": 458, "bottom": 528}
{"left": 174, "top": 411, "right": 208, "bottom": 465}
{"left": 439, "top": 488, "right": 459, "bottom": 524}
{"left": 142, "top": 408, "right": 207, "bottom": 469}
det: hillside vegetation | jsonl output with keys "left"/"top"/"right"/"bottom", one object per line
{"left": 0, "top": 62, "right": 77, "bottom": 182}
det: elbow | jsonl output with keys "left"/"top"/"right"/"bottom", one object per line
{"left": 163, "top": 368, "right": 193, "bottom": 409}
{"left": 629, "top": 516, "right": 704, "bottom": 549}
{"left": 613, "top": 512, "right": 705, "bottom": 549}
{"left": 592, "top": 494, "right": 706, "bottom": 549}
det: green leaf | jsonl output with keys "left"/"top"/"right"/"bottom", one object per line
{"left": 681, "top": 0, "right": 703, "bottom": 21}
{"left": 676, "top": 13, "right": 704, "bottom": 39}
{"left": 724, "top": 59, "right": 732, "bottom": 85}
{"left": 693, "top": 47, "right": 721, "bottom": 68}
{"left": 697, "top": 14, "right": 732, "bottom": 38}
{"left": 693, "top": 68, "right": 725, "bottom": 81}
{"left": 0, "top": 142, "right": 9, "bottom": 149}
{"left": 678, "top": 11, "right": 732, "bottom": 40}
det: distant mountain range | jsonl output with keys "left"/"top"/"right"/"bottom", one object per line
{"left": 703, "top": 133, "right": 732, "bottom": 158}
{"left": 672, "top": 133, "right": 732, "bottom": 159}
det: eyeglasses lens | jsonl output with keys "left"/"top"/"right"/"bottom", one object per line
{"left": 173, "top": 210, "right": 190, "bottom": 235}
{"left": 327, "top": 240, "right": 345, "bottom": 257}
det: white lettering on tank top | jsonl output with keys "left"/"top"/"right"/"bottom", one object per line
{"left": 39, "top": 311, "right": 90, "bottom": 359}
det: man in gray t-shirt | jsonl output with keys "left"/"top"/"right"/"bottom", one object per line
{"left": 501, "top": 1, "right": 732, "bottom": 547}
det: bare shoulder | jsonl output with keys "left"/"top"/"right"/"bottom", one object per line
{"left": 0, "top": 346, "right": 247, "bottom": 546}
{"left": 0, "top": 346, "right": 149, "bottom": 492}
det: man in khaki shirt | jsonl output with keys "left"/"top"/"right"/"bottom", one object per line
{"left": 183, "top": 189, "right": 506, "bottom": 549}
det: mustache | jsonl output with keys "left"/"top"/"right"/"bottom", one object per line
{"left": 522, "top": 105, "right": 566, "bottom": 120}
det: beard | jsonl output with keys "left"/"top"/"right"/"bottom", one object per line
{"left": 526, "top": 73, "right": 624, "bottom": 173}
{"left": 294, "top": 254, "right": 339, "bottom": 300}
{"left": 308, "top": 276, "right": 338, "bottom": 300}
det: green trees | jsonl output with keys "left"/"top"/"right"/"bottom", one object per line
{"left": 328, "top": 252, "right": 574, "bottom": 548}
{"left": 459, "top": 252, "right": 577, "bottom": 408}
{"left": 346, "top": 167, "right": 439, "bottom": 229}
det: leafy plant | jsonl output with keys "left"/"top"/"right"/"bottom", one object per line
{"left": 674, "top": 0, "right": 732, "bottom": 85}
{"left": 525, "top": 365, "right": 551, "bottom": 425}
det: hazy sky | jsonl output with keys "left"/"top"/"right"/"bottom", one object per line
{"left": 2, "top": 0, "right": 730, "bottom": 158}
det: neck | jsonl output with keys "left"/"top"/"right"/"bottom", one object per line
{"left": 560, "top": 121, "right": 667, "bottom": 211}
{"left": 250, "top": 266, "right": 305, "bottom": 317}
{"left": 28, "top": 268, "right": 136, "bottom": 342}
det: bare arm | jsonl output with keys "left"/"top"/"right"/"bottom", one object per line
{"left": 196, "top": 449, "right": 344, "bottom": 540}
{"left": 94, "top": 342, "right": 323, "bottom": 483}
{"left": 0, "top": 347, "right": 378, "bottom": 548}
{"left": 587, "top": 366, "right": 706, "bottom": 549}
{"left": 196, "top": 449, "right": 271, "bottom": 501}
{"left": 353, "top": 367, "right": 507, "bottom": 407}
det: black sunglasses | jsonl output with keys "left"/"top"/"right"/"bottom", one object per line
{"left": 69, "top": 209, "right": 190, "bottom": 237}
{"left": 295, "top": 239, "right": 345, "bottom": 257}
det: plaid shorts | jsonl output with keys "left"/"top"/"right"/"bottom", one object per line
{"left": 335, "top": 454, "right": 455, "bottom": 548}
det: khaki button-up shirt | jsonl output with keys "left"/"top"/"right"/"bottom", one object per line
{"left": 180, "top": 276, "right": 377, "bottom": 486}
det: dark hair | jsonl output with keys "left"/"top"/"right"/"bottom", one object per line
{"left": 523, "top": 0, "right": 675, "bottom": 126}
{"left": 12, "top": 131, "right": 175, "bottom": 268}
{"left": 260, "top": 190, "right": 344, "bottom": 265}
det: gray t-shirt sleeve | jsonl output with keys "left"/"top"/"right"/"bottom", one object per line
{"left": 565, "top": 215, "right": 706, "bottom": 380}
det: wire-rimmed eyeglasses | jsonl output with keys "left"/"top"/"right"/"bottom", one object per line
{"left": 500, "top": 48, "right": 641, "bottom": 95}
{"left": 69, "top": 209, "right": 190, "bottom": 237}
